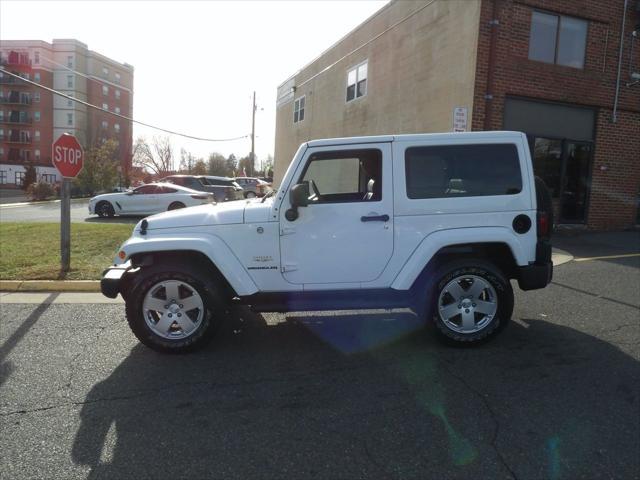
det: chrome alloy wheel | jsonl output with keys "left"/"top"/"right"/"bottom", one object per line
{"left": 437, "top": 274, "right": 498, "bottom": 334}
{"left": 142, "top": 280, "right": 205, "bottom": 340}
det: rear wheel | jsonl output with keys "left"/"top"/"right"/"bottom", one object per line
{"left": 430, "top": 259, "right": 513, "bottom": 345}
{"left": 96, "top": 201, "right": 115, "bottom": 218}
{"left": 125, "top": 266, "right": 225, "bottom": 353}
{"left": 168, "top": 201, "right": 186, "bottom": 210}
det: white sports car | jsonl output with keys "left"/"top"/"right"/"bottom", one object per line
{"left": 89, "top": 183, "right": 215, "bottom": 217}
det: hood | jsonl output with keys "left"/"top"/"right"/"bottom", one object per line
{"left": 139, "top": 200, "right": 248, "bottom": 231}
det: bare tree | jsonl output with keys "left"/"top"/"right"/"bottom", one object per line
{"left": 133, "top": 136, "right": 174, "bottom": 175}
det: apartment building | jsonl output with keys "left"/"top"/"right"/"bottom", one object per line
{"left": 274, "top": 0, "right": 640, "bottom": 230}
{"left": 0, "top": 39, "right": 133, "bottom": 188}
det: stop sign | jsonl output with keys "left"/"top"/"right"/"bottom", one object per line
{"left": 52, "top": 133, "right": 84, "bottom": 178}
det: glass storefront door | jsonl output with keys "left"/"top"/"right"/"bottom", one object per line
{"left": 529, "top": 137, "right": 593, "bottom": 224}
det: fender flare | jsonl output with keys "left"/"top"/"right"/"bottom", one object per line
{"left": 116, "top": 233, "right": 259, "bottom": 296}
{"left": 391, "top": 227, "right": 528, "bottom": 290}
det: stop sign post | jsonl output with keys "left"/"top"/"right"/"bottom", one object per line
{"left": 52, "top": 134, "right": 84, "bottom": 272}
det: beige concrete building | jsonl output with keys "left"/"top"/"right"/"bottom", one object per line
{"left": 274, "top": 0, "right": 482, "bottom": 184}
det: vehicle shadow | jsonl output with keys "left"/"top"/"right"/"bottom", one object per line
{"left": 71, "top": 309, "right": 639, "bottom": 480}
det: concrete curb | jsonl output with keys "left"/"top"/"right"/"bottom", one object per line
{"left": 0, "top": 280, "right": 100, "bottom": 292}
{"left": 552, "top": 248, "right": 574, "bottom": 266}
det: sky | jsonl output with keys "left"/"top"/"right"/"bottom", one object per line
{"left": 0, "top": 0, "right": 388, "bottom": 169}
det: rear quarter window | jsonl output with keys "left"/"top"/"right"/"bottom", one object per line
{"left": 405, "top": 143, "right": 522, "bottom": 199}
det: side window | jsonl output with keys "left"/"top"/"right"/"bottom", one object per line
{"left": 405, "top": 144, "right": 522, "bottom": 199}
{"left": 157, "top": 186, "right": 177, "bottom": 194}
{"left": 300, "top": 149, "right": 382, "bottom": 203}
{"left": 134, "top": 185, "right": 157, "bottom": 194}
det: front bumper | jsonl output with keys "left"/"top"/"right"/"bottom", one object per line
{"left": 100, "top": 261, "right": 132, "bottom": 298}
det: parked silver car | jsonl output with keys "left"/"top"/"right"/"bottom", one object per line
{"left": 233, "top": 177, "right": 272, "bottom": 198}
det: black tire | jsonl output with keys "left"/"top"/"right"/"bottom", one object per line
{"left": 96, "top": 201, "right": 115, "bottom": 218}
{"left": 125, "top": 265, "right": 226, "bottom": 353}
{"left": 168, "top": 201, "right": 186, "bottom": 211}
{"left": 430, "top": 259, "right": 513, "bottom": 345}
{"left": 244, "top": 191, "right": 256, "bottom": 199}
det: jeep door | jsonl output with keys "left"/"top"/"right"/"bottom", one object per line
{"left": 279, "top": 143, "right": 394, "bottom": 285}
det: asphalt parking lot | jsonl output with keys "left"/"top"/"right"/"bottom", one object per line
{"left": 1, "top": 232, "right": 638, "bottom": 479}
{"left": 0, "top": 199, "right": 139, "bottom": 224}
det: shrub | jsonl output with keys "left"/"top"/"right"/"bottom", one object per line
{"left": 26, "top": 181, "right": 55, "bottom": 201}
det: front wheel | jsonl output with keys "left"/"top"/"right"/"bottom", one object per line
{"left": 430, "top": 260, "right": 513, "bottom": 345}
{"left": 125, "top": 266, "right": 225, "bottom": 353}
{"left": 244, "top": 191, "right": 256, "bottom": 199}
{"left": 168, "top": 202, "right": 185, "bottom": 211}
{"left": 96, "top": 201, "right": 115, "bottom": 218}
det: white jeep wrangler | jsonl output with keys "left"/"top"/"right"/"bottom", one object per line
{"left": 102, "top": 131, "right": 553, "bottom": 353}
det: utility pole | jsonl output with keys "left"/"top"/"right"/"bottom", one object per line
{"left": 250, "top": 91, "right": 256, "bottom": 176}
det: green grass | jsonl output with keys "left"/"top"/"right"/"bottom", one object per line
{"left": 0, "top": 222, "right": 133, "bottom": 280}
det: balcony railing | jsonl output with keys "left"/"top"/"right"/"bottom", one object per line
{"left": 6, "top": 135, "right": 32, "bottom": 144}
{"left": 0, "top": 117, "right": 33, "bottom": 125}
{"left": 0, "top": 76, "right": 29, "bottom": 85}
{"left": 0, "top": 96, "right": 32, "bottom": 105}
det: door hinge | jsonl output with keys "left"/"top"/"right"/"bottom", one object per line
{"left": 280, "top": 227, "right": 296, "bottom": 236}
{"left": 281, "top": 264, "right": 298, "bottom": 273}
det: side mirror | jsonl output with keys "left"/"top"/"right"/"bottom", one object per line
{"left": 125, "top": 191, "right": 135, "bottom": 196}
{"left": 285, "top": 183, "right": 309, "bottom": 221}
{"left": 290, "top": 183, "right": 309, "bottom": 208}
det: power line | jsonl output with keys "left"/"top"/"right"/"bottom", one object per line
{"left": 296, "top": 0, "right": 437, "bottom": 89}
{"left": 0, "top": 68, "right": 249, "bottom": 142}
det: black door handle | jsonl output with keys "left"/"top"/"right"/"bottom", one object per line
{"left": 361, "top": 214, "right": 389, "bottom": 222}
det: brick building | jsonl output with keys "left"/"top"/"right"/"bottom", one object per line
{"left": 0, "top": 39, "right": 133, "bottom": 188}
{"left": 274, "top": 0, "right": 640, "bottom": 229}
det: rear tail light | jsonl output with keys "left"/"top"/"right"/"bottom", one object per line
{"left": 191, "top": 194, "right": 208, "bottom": 200}
{"left": 537, "top": 211, "right": 550, "bottom": 238}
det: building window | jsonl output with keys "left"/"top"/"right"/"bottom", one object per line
{"left": 34, "top": 51, "right": 40, "bottom": 64}
{"left": 34, "top": 72, "right": 40, "bottom": 82}
{"left": 67, "top": 95, "right": 73, "bottom": 107}
{"left": 15, "top": 171, "right": 25, "bottom": 186}
{"left": 35, "top": 130, "right": 40, "bottom": 141}
{"left": 35, "top": 149, "right": 41, "bottom": 160}
{"left": 529, "top": 11, "right": 588, "bottom": 69}
{"left": 67, "top": 75, "right": 73, "bottom": 88}
{"left": 67, "top": 56, "right": 73, "bottom": 68}
{"left": 42, "top": 173, "right": 56, "bottom": 183}
{"left": 67, "top": 113, "right": 73, "bottom": 126}
{"left": 115, "top": 72, "right": 121, "bottom": 84}
{"left": 101, "top": 120, "right": 108, "bottom": 129}
{"left": 115, "top": 89, "right": 121, "bottom": 100}
{"left": 293, "top": 96, "right": 305, "bottom": 123}
{"left": 102, "top": 103, "right": 108, "bottom": 111}
{"left": 102, "top": 85, "right": 109, "bottom": 96}
{"left": 346, "top": 61, "right": 368, "bottom": 102}
{"left": 34, "top": 111, "right": 40, "bottom": 122}
{"left": 34, "top": 92, "right": 40, "bottom": 103}
{"left": 114, "top": 123, "right": 120, "bottom": 133}
{"left": 102, "top": 66, "right": 109, "bottom": 77}
{"left": 0, "top": 170, "right": 6, "bottom": 183}
{"left": 115, "top": 106, "right": 121, "bottom": 114}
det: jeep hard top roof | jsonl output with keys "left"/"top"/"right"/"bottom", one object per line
{"left": 306, "top": 131, "right": 525, "bottom": 148}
